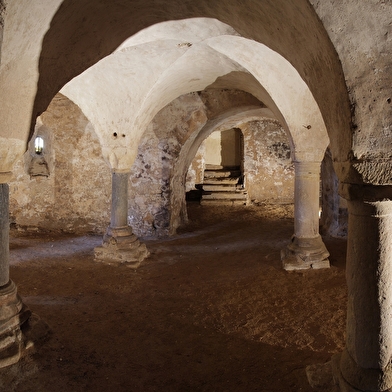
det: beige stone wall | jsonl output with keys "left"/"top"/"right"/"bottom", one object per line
{"left": 188, "top": 119, "right": 294, "bottom": 204}
{"left": 204, "top": 129, "right": 243, "bottom": 168}
{"left": 9, "top": 90, "right": 293, "bottom": 237}
{"left": 129, "top": 93, "right": 208, "bottom": 237}
{"left": 243, "top": 120, "right": 294, "bottom": 204}
{"left": 9, "top": 94, "right": 111, "bottom": 233}
{"left": 204, "top": 132, "right": 221, "bottom": 166}
{"left": 186, "top": 142, "right": 205, "bottom": 192}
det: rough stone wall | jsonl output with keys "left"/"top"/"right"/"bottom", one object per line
{"left": 243, "top": 120, "right": 294, "bottom": 204}
{"left": 9, "top": 94, "right": 111, "bottom": 233}
{"left": 9, "top": 89, "right": 294, "bottom": 238}
{"left": 310, "top": 1, "right": 392, "bottom": 174}
{"left": 199, "top": 89, "right": 264, "bottom": 118}
{"left": 129, "top": 93, "right": 208, "bottom": 237}
{"left": 186, "top": 141, "right": 205, "bottom": 192}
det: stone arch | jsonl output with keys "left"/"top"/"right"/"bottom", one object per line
{"left": 170, "top": 106, "right": 282, "bottom": 233}
{"left": 60, "top": 19, "right": 329, "bottom": 174}
{"left": 0, "top": 1, "right": 350, "bottom": 178}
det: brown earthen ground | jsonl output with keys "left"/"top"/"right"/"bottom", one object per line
{"left": 2, "top": 203, "right": 347, "bottom": 391}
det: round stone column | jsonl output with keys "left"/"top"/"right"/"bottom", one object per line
{"left": 0, "top": 183, "right": 33, "bottom": 367}
{"left": 0, "top": 184, "right": 10, "bottom": 287}
{"left": 94, "top": 170, "right": 149, "bottom": 268}
{"left": 281, "top": 161, "right": 330, "bottom": 270}
{"left": 107, "top": 170, "right": 132, "bottom": 238}
{"left": 336, "top": 197, "right": 392, "bottom": 391}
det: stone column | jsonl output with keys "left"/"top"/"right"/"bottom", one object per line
{"left": 0, "top": 184, "right": 10, "bottom": 286}
{"left": 281, "top": 161, "right": 330, "bottom": 270}
{"left": 94, "top": 170, "right": 149, "bottom": 268}
{"left": 0, "top": 184, "right": 31, "bottom": 367}
{"left": 333, "top": 192, "right": 392, "bottom": 391}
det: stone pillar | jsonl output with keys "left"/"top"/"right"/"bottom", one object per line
{"left": 333, "top": 192, "right": 392, "bottom": 391}
{"left": 0, "top": 184, "right": 10, "bottom": 286}
{"left": 281, "top": 161, "right": 330, "bottom": 270}
{"left": 0, "top": 184, "right": 32, "bottom": 367}
{"left": 94, "top": 170, "right": 149, "bottom": 268}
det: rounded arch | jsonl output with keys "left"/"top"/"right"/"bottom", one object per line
{"left": 0, "top": 0, "right": 350, "bottom": 175}
{"left": 60, "top": 18, "right": 329, "bottom": 171}
{"left": 169, "top": 106, "right": 280, "bottom": 233}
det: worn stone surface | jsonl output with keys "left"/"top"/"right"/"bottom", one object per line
{"left": 190, "top": 119, "right": 294, "bottom": 205}
{"left": 94, "top": 232, "right": 149, "bottom": 268}
{"left": 198, "top": 89, "right": 264, "bottom": 119}
{"left": 129, "top": 93, "right": 208, "bottom": 237}
{"left": 310, "top": 0, "right": 392, "bottom": 177}
{"left": 9, "top": 94, "right": 111, "bottom": 234}
{"left": 186, "top": 142, "right": 205, "bottom": 192}
{"left": 243, "top": 120, "right": 294, "bottom": 204}
{"left": 281, "top": 235, "right": 330, "bottom": 271}
{"left": 9, "top": 89, "right": 295, "bottom": 238}
{"left": 306, "top": 361, "right": 339, "bottom": 391}
{"left": 0, "top": 281, "right": 30, "bottom": 368}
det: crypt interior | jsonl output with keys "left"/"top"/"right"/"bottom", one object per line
{"left": 0, "top": 1, "right": 392, "bottom": 391}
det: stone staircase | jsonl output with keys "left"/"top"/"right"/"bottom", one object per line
{"left": 201, "top": 165, "right": 249, "bottom": 206}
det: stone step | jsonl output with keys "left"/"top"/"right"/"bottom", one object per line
{"left": 205, "top": 164, "right": 224, "bottom": 170}
{"left": 202, "top": 191, "right": 248, "bottom": 200}
{"left": 203, "top": 177, "right": 239, "bottom": 185}
{"left": 204, "top": 170, "right": 241, "bottom": 178}
{"left": 205, "top": 164, "right": 240, "bottom": 171}
{"left": 203, "top": 184, "right": 238, "bottom": 192}
{"left": 200, "top": 199, "right": 248, "bottom": 206}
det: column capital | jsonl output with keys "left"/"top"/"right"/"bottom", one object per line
{"left": 292, "top": 149, "right": 326, "bottom": 162}
{"left": 339, "top": 182, "right": 392, "bottom": 202}
{"left": 0, "top": 172, "right": 12, "bottom": 184}
{"left": 334, "top": 159, "right": 392, "bottom": 187}
{"left": 293, "top": 160, "right": 321, "bottom": 177}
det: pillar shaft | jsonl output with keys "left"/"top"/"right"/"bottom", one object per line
{"left": 338, "top": 198, "right": 392, "bottom": 391}
{"left": 94, "top": 170, "right": 149, "bottom": 267}
{"left": 281, "top": 161, "right": 329, "bottom": 270}
{"left": 110, "top": 171, "right": 129, "bottom": 229}
{"left": 0, "top": 181, "right": 39, "bottom": 368}
{"left": 0, "top": 184, "right": 9, "bottom": 287}
{"left": 294, "top": 161, "right": 320, "bottom": 238}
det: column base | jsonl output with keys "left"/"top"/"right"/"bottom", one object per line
{"left": 306, "top": 360, "right": 339, "bottom": 391}
{"left": 0, "top": 280, "right": 50, "bottom": 368}
{"left": 332, "top": 349, "right": 392, "bottom": 392}
{"left": 281, "top": 235, "right": 330, "bottom": 270}
{"left": 94, "top": 226, "right": 150, "bottom": 268}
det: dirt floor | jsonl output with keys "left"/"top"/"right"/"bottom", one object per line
{"left": 1, "top": 202, "right": 347, "bottom": 391}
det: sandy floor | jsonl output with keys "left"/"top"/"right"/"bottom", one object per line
{"left": 2, "top": 203, "right": 347, "bottom": 391}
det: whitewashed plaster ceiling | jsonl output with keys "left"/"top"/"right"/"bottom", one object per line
{"left": 61, "top": 18, "right": 329, "bottom": 169}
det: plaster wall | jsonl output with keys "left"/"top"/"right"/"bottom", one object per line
{"left": 221, "top": 129, "right": 241, "bottom": 167}
{"left": 204, "top": 132, "right": 222, "bottom": 166}
{"left": 0, "top": 0, "right": 348, "bottom": 163}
